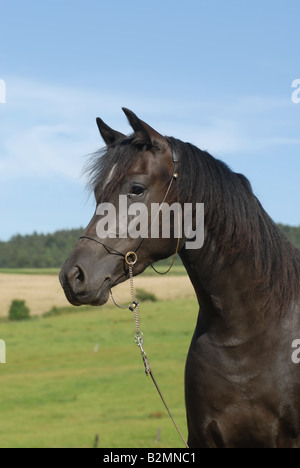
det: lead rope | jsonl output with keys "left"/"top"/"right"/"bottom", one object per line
{"left": 111, "top": 251, "right": 189, "bottom": 449}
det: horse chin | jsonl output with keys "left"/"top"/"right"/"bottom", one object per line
{"left": 90, "top": 280, "right": 111, "bottom": 306}
{"left": 61, "top": 276, "right": 111, "bottom": 307}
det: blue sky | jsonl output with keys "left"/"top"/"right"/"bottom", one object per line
{"left": 0, "top": 0, "right": 299, "bottom": 240}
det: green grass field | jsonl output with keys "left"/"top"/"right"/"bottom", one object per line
{"left": 0, "top": 298, "right": 198, "bottom": 448}
{"left": 0, "top": 265, "right": 187, "bottom": 276}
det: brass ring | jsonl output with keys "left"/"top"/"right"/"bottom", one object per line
{"left": 125, "top": 251, "right": 138, "bottom": 266}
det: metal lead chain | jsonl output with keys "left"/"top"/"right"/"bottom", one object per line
{"left": 128, "top": 264, "right": 140, "bottom": 334}
{"left": 127, "top": 262, "right": 151, "bottom": 375}
{"left": 135, "top": 331, "right": 151, "bottom": 375}
{"left": 110, "top": 253, "right": 148, "bottom": 372}
{"left": 109, "top": 259, "right": 138, "bottom": 311}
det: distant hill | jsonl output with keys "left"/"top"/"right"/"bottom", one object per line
{"left": 0, "top": 224, "right": 299, "bottom": 268}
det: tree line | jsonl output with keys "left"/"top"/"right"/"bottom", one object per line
{"left": 0, "top": 224, "right": 300, "bottom": 268}
{"left": 0, "top": 229, "right": 83, "bottom": 268}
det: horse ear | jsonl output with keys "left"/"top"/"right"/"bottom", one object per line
{"left": 122, "top": 108, "right": 167, "bottom": 151}
{"left": 96, "top": 117, "right": 125, "bottom": 146}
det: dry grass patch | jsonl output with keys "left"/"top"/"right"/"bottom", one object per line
{"left": 0, "top": 274, "right": 194, "bottom": 317}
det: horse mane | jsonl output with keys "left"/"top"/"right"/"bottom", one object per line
{"left": 167, "top": 136, "right": 300, "bottom": 314}
{"left": 86, "top": 135, "right": 300, "bottom": 315}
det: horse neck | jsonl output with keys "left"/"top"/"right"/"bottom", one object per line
{"left": 179, "top": 240, "right": 275, "bottom": 342}
{"left": 172, "top": 138, "right": 299, "bottom": 340}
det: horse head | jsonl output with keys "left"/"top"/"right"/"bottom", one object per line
{"left": 59, "top": 109, "right": 179, "bottom": 306}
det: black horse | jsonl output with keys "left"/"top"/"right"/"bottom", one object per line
{"left": 60, "top": 108, "right": 300, "bottom": 448}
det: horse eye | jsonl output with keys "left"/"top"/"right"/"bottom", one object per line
{"left": 130, "top": 185, "right": 145, "bottom": 196}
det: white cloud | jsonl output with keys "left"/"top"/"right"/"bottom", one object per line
{"left": 0, "top": 76, "right": 299, "bottom": 185}
{"left": 0, "top": 123, "right": 90, "bottom": 180}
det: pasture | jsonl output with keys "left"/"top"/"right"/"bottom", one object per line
{"left": 0, "top": 272, "right": 196, "bottom": 448}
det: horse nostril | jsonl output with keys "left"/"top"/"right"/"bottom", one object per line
{"left": 67, "top": 265, "right": 86, "bottom": 291}
{"left": 75, "top": 266, "right": 85, "bottom": 282}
